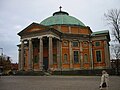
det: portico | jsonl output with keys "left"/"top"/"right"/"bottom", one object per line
{"left": 19, "top": 33, "right": 61, "bottom": 71}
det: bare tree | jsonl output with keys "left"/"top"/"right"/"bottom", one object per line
{"left": 111, "top": 44, "right": 120, "bottom": 60}
{"left": 104, "top": 9, "right": 120, "bottom": 43}
{"left": 111, "top": 44, "right": 120, "bottom": 75}
{"left": 105, "top": 9, "right": 120, "bottom": 75}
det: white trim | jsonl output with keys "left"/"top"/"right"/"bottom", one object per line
{"left": 21, "top": 34, "right": 60, "bottom": 41}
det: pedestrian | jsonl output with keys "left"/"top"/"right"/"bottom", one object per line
{"left": 99, "top": 70, "right": 109, "bottom": 90}
{"left": 0, "top": 71, "right": 2, "bottom": 78}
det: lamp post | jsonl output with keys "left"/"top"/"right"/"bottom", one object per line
{"left": 0, "top": 48, "right": 3, "bottom": 56}
{"left": 0, "top": 48, "right": 3, "bottom": 63}
{"left": 0, "top": 48, "right": 3, "bottom": 67}
{"left": 0, "top": 48, "right": 3, "bottom": 74}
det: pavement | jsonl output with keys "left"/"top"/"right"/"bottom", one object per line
{"left": 0, "top": 76, "right": 120, "bottom": 90}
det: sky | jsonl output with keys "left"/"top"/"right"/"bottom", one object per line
{"left": 0, "top": 0, "right": 120, "bottom": 63}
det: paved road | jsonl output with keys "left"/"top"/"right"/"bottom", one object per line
{"left": 0, "top": 76, "right": 120, "bottom": 90}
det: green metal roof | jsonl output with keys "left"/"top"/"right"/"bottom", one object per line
{"left": 40, "top": 11, "right": 85, "bottom": 26}
{"left": 91, "top": 30, "right": 109, "bottom": 36}
{"left": 91, "top": 30, "right": 110, "bottom": 41}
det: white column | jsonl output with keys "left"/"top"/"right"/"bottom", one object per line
{"left": 28, "top": 39, "right": 33, "bottom": 70}
{"left": 18, "top": 48, "right": 21, "bottom": 71}
{"left": 20, "top": 40, "right": 24, "bottom": 70}
{"left": 39, "top": 37, "right": 43, "bottom": 70}
{"left": 49, "top": 36, "right": 53, "bottom": 69}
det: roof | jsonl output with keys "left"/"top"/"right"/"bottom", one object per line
{"left": 18, "top": 22, "right": 49, "bottom": 36}
{"left": 40, "top": 11, "right": 85, "bottom": 26}
{"left": 91, "top": 30, "right": 109, "bottom": 36}
{"left": 91, "top": 30, "right": 110, "bottom": 41}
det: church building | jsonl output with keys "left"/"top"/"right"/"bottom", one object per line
{"left": 18, "top": 7, "right": 111, "bottom": 72}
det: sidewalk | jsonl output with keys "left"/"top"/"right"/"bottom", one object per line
{"left": 0, "top": 76, "right": 120, "bottom": 90}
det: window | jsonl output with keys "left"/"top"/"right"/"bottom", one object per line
{"left": 34, "top": 56, "right": 38, "bottom": 63}
{"left": 96, "top": 51, "right": 101, "bottom": 62}
{"left": 33, "top": 41, "right": 39, "bottom": 48}
{"left": 53, "top": 54, "right": 57, "bottom": 64}
{"left": 73, "top": 41, "right": 79, "bottom": 47}
{"left": 95, "top": 41, "right": 100, "bottom": 46}
{"left": 73, "top": 51, "right": 79, "bottom": 63}
{"left": 53, "top": 39, "right": 57, "bottom": 47}
{"left": 64, "top": 54, "right": 68, "bottom": 63}
{"left": 84, "top": 54, "right": 88, "bottom": 63}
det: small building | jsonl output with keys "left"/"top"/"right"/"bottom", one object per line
{"left": 17, "top": 8, "right": 111, "bottom": 72}
{"left": 111, "top": 59, "right": 120, "bottom": 74}
{"left": 11, "top": 63, "right": 18, "bottom": 70}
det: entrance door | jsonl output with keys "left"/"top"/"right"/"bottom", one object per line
{"left": 43, "top": 57, "right": 48, "bottom": 71}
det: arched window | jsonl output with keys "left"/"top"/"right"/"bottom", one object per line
{"left": 64, "top": 54, "right": 68, "bottom": 63}
{"left": 84, "top": 54, "right": 88, "bottom": 63}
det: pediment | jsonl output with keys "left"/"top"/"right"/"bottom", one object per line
{"left": 28, "top": 28, "right": 40, "bottom": 32}
{"left": 18, "top": 22, "right": 49, "bottom": 36}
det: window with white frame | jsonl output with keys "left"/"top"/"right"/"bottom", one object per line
{"left": 95, "top": 41, "right": 100, "bottom": 46}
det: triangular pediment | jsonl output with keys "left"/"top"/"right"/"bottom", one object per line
{"left": 18, "top": 22, "right": 49, "bottom": 36}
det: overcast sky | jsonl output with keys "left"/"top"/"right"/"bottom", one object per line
{"left": 0, "top": 0, "right": 120, "bottom": 63}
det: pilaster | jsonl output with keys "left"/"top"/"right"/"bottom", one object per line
{"left": 69, "top": 40, "right": 73, "bottom": 69}
{"left": 57, "top": 40, "right": 61, "bottom": 70}
{"left": 89, "top": 41, "right": 94, "bottom": 69}
{"left": 69, "top": 26, "right": 71, "bottom": 33}
{"left": 80, "top": 41, "right": 83, "bottom": 69}
{"left": 104, "top": 41, "right": 110, "bottom": 68}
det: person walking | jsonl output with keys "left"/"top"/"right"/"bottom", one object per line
{"left": 99, "top": 70, "right": 109, "bottom": 90}
{"left": 0, "top": 71, "right": 2, "bottom": 78}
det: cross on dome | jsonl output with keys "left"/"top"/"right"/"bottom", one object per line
{"left": 59, "top": 6, "right": 62, "bottom": 11}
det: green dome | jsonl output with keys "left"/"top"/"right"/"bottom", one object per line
{"left": 40, "top": 11, "right": 85, "bottom": 26}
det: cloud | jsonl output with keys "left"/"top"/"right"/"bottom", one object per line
{"left": 0, "top": 0, "right": 120, "bottom": 63}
